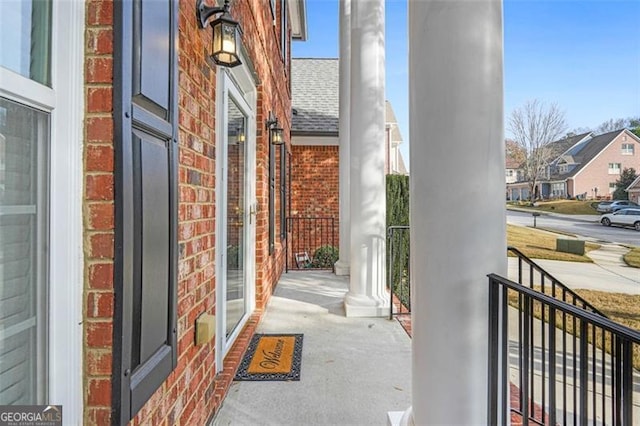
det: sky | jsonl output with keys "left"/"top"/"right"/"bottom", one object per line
{"left": 292, "top": 0, "right": 640, "bottom": 168}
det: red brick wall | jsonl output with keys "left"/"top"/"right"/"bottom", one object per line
{"left": 84, "top": 0, "right": 115, "bottom": 423}
{"left": 288, "top": 145, "right": 340, "bottom": 262}
{"left": 290, "top": 145, "right": 340, "bottom": 217}
{"left": 82, "top": 0, "right": 293, "bottom": 424}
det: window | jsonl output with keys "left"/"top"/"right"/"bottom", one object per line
{"left": 622, "top": 143, "right": 634, "bottom": 155}
{"left": 608, "top": 163, "right": 621, "bottom": 174}
{"left": 609, "top": 182, "right": 616, "bottom": 194}
{"left": 1, "top": 2, "right": 85, "bottom": 420}
{"left": 1, "top": 0, "right": 54, "bottom": 407}
{"left": 551, "top": 182, "right": 565, "bottom": 197}
{"left": 0, "top": 1, "right": 51, "bottom": 86}
{"left": 0, "top": 98, "right": 49, "bottom": 405}
{"left": 505, "top": 170, "right": 513, "bottom": 177}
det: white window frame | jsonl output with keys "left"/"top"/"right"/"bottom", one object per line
{"left": 608, "top": 162, "right": 621, "bottom": 174}
{"left": 622, "top": 143, "right": 634, "bottom": 155}
{"left": 0, "top": 2, "right": 84, "bottom": 422}
{"left": 609, "top": 182, "right": 616, "bottom": 194}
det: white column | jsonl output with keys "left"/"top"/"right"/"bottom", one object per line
{"left": 407, "top": 1, "right": 505, "bottom": 424}
{"left": 335, "top": 0, "right": 351, "bottom": 276}
{"left": 344, "top": 0, "right": 389, "bottom": 317}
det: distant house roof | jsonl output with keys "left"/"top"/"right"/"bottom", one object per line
{"left": 396, "top": 152, "right": 409, "bottom": 175}
{"left": 505, "top": 139, "right": 524, "bottom": 169}
{"left": 550, "top": 129, "right": 628, "bottom": 180}
{"left": 291, "top": 58, "right": 339, "bottom": 135}
{"left": 385, "top": 101, "right": 403, "bottom": 143}
{"left": 548, "top": 132, "right": 593, "bottom": 159}
{"left": 627, "top": 175, "right": 640, "bottom": 192}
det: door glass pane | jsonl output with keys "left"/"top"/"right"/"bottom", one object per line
{"left": 0, "top": 97, "right": 49, "bottom": 404}
{"left": 225, "top": 98, "right": 246, "bottom": 337}
{"left": 0, "top": 0, "right": 52, "bottom": 86}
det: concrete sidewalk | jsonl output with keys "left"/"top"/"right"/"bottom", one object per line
{"left": 212, "top": 271, "right": 411, "bottom": 426}
{"left": 508, "top": 243, "right": 640, "bottom": 294}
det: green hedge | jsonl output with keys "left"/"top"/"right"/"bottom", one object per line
{"left": 386, "top": 175, "right": 410, "bottom": 309}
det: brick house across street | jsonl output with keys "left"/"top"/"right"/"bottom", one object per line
{"left": 507, "top": 129, "right": 640, "bottom": 200}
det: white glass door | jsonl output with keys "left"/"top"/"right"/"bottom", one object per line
{"left": 224, "top": 95, "right": 247, "bottom": 338}
{"left": 217, "top": 72, "right": 255, "bottom": 364}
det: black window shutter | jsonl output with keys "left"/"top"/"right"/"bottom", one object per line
{"left": 113, "top": 0, "right": 178, "bottom": 423}
{"left": 269, "top": 143, "right": 275, "bottom": 253}
{"left": 280, "top": 145, "right": 286, "bottom": 240}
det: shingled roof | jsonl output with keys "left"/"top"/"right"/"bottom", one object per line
{"left": 551, "top": 129, "right": 626, "bottom": 179}
{"left": 385, "top": 101, "right": 403, "bottom": 142}
{"left": 548, "top": 131, "right": 592, "bottom": 158}
{"left": 291, "top": 58, "right": 339, "bottom": 135}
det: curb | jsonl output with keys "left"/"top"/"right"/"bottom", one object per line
{"left": 506, "top": 206, "right": 599, "bottom": 224}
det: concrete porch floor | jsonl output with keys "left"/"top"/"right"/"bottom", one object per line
{"left": 212, "top": 271, "right": 412, "bottom": 425}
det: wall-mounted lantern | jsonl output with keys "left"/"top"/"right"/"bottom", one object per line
{"left": 235, "top": 126, "right": 245, "bottom": 144}
{"left": 197, "top": 0, "right": 242, "bottom": 68}
{"left": 265, "top": 111, "right": 284, "bottom": 145}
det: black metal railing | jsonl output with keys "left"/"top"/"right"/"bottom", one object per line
{"left": 488, "top": 274, "right": 640, "bottom": 425}
{"left": 508, "top": 246, "right": 606, "bottom": 317}
{"left": 387, "top": 225, "right": 410, "bottom": 319}
{"left": 285, "top": 217, "right": 337, "bottom": 272}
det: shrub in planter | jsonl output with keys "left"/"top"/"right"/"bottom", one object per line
{"left": 311, "top": 245, "right": 339, "bottom": 269}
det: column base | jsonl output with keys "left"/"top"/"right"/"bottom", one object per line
{"left": 334, "top": 260, "right": 350, "bottom": 276}
{"left": 387, "top": 407, "right": 413, "bottom": 426}
{"left": 344, "top": 292, "right": 390, "bottom": 317}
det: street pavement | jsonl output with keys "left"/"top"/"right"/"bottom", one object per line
{"left": 507, "top": 207, "right": 640, "bottom": 246}
{"left": 507, "top": 211, "right": 640, "bottom": 293}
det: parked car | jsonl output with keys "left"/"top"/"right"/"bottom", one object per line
{"left": 596, "top": 201, "right": 612, "bottom": 213}
{"left": 597, "top": 200, "right": 639, "bottom": 213}
{"left": 600, "top": 208, "right": 640, "bottom": 231}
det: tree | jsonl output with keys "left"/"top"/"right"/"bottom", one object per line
{"left": 612, "top": 168, "right": 638, "bottom": 200}
{"left": 594, "top": 116, "right": 640, "bottom": 135}
{"left": 596, "top": 118, "right": 628, "bottom": 134}
{"left": 508, "top": 100, "right": 567, "bottom": 201}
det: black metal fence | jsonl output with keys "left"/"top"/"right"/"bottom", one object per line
{"left": 285, "top": 217, "right": 337, "bottom": 272}
{"left": 507, "top": 246, "right": 605, "bottom": 316}
{"left": 488, "top": 272, "right": 640, "bottom": 425}
{"left": 387, "top": 225, "right": 410, "bottom": 319}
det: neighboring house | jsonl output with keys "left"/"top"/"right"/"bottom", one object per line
{"left": 507, "top": 129, "right": 640, "bottom": 200}
{"left": 505, "top": 139, "right": 524, "bottom": 184}
{"left": 385, "top": 101, "right": 409, "bottom": 175}
{"left": 0, "top": 1, "right": 306, "bottom": 424}
{"left": 627, "top": 175, "right": 640, "bottom": 203}
{"left": 290, "top": 58, "right": 340, "bottom": 219}
{"left": 290, "top": 58, "right": 407, "bottom": 218}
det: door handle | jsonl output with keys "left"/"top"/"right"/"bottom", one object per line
{"left": 249, "top": 204, "right": 257, "bottom": 224}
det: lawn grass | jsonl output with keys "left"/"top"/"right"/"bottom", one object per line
{"left": 508, "top": 200, "right": 599, "bottom": 215}
{"left": 507, "top": 224, "right": 600, "bottom": 262}
{"left": 623, "top": 246, "right": 640, "bottom": 268}
{"left": 574, "top": 289, "right": 640, "bottom": 332}
{"left": 508, "top": 287, "right": 640, "bottom": 368}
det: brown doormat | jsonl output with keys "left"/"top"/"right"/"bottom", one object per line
{"left": 234, "top": 334, "right": 303, "bottom": 381}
